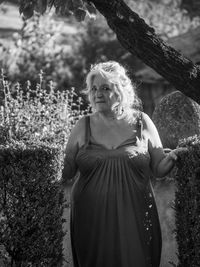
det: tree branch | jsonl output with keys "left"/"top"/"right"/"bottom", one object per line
{"left": 89, "top": 0, "right": 200, "bottom": 104}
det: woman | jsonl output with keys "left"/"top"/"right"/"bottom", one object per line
{"left": 61, "top": 61, "right": 184, "bottom": 267}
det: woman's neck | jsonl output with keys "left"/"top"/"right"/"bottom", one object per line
{"left": 96, "top": 110, "right": 117, "bottom": 122}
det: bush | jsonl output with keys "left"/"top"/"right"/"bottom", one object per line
{"left": 0, "top": 71, "right": 89, "bottom": 266}
{"left": 174, "top": 135, "right": 200, "bottom": 267}
{"left": 0, "top": 69, "right": 89, "bottom": 147}
{"left": 0, "top": 140, "right": 64, "bottom": 266}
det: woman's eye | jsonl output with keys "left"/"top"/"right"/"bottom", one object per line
{"left": 102, "top": 86, "right": 110, "bottom": 91}
{"left": 91, "top": 86, "right": 97, "bottom": 91}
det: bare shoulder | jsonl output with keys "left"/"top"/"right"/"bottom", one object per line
{"left": 140, "top": 112, "right": 157, "bottom": 137}
{"left": 140, "top": 112, "right": 162, "bottom": 147}
{"left": 67, "top": 115, "right": 88, "bottom": 149}
{"left": 139, "top": 112, "right": 154, "bottom": 131}
{"left": 89, "top": 112, "right": 98, "bottom": 123}
{"left": 71, "top": 116, "right": 86, "bottom": 134}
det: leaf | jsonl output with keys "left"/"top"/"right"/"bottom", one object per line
{"left": 22, "top": 6, "right": 34, "bottom": 19}
{"left": 73, "top": 0, "right": 84, "bottom": 9}
{"left": 85, "top": 1, "right": 96, "bottom": 16}
{"left": 35, "top": 0, "right": 47, "bottom": 14}
{"left": 19, "top": 1, "right": 35, "bottom": 19}
{"left": 74, "top": 8, "right": 87, "bottom": 21}
{"left": 66, "top": 0, "right": 75, "bottom": 12}
{"left": 48, "top": 0, "right": 55, "bottom": 9}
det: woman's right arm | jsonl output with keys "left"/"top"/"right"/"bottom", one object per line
{"left": 60, "top": 117, "right": 85, "bottom": 189}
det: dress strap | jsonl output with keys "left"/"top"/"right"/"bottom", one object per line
{"left": 85, "top": 116, "right": 91, "bottom": 146}
{"left": 137, "top": 111, "right": 143, "bottom": 139}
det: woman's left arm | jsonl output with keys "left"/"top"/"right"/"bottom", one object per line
{"left": 142, "top": 112, "right": 184, "bottom": 178}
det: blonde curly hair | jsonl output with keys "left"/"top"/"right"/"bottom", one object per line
{"left": 83, "top": 61, "right": 142, "bottom": 123}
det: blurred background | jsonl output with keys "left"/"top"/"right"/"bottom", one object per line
{"left": 1, "top": 0, "right": 200, "bottom": 117}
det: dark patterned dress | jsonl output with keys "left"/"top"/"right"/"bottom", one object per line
{"left": 70, "top": 115, "right": 162, "bottom": 267}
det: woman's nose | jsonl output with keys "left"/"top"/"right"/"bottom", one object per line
{"left": 95, "top": 89, "right": 103, "bottom": 97}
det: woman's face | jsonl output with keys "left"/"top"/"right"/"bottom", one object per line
{"left": 90, "top": 74, "right": 119, "bottom": 113}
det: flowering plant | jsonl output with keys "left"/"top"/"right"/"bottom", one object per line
{"left": 0, "top": 69, "right": 90, "bottom": 148}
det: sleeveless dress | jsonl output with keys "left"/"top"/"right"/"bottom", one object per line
{"left": 70, "top": 114, "right": 162, "bottom": 267}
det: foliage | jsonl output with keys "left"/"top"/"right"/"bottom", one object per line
{"left": 0, "top": 12, "right": 87, "bottom": 91}
{"left": 14, "top": 0, "right": 200, "bottom": 38}
{"left": 0, "top": 69, "right": 89, "bottom": 147}
{"left": 0, "top": 10, "right": 128, "bottom": 92}
{"left": 0, "top": 140, "right": 64, "bottom": 266}
{"left": 1, "top": 0, "right": 200, "bottom": 95}
{"left": 126, "top": 0, "right": 200, "bottom": 39}
{"left": 79, "top": 16, "right": 129, "bottom": 68}
{"left": 152, "top": 90, "right": 200, "bottom": 149}
{"left": 17, "top": 0, "right": 96, "bottom": 21}
{"left": 174, "top": 135, "right": 200, "bottom": 267}
{"left": 0, "top": 71, "right": 89, "bottom": 266}
{"left": 0, "top": 7, "right": 129, "bottom": 92}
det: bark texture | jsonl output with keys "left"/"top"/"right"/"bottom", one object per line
{"left": 89, "top": 0, "right": 200, "bottom": 104}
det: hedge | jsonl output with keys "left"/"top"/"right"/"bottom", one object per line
{"left": 174, "top": 135, "right": 200, "bottom": 267}
{"left": 0, "top": 140, "right": 65, "bottom": 267}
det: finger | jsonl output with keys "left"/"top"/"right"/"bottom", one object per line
{"left": 169, "top": 152, "right": 177, "bottom": 161}
{"left": 172, "top": 154, "right": 177, "bottom": 160}
{"left": 176, "top": 147, "right": 188, "bottom": 153}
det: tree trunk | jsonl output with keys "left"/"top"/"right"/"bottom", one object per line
{"left": 89, "top": 0, "right": 200, "bottom": 104}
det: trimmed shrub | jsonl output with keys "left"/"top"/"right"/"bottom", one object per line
{"left": 152, "top": 91, "right": 200, "bottom": 149}
{"left": 174, "top": 135, "right": 200, "bottom": 267}
{"left": 0, "top": 71, "right": 89, "bottom": 266}
{"left": 0, "top": 140, "right": 64, "bottom": 266}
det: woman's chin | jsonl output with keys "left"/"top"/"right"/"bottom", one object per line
{"left": 96, "top": 107, "right": 111, "bottom": 113}
{"left": 95, "top": 103, "right": 108, "bottom": 111}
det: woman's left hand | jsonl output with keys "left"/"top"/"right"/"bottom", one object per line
{"left": 167, "top": 147, "right": 188, "bottom": 161}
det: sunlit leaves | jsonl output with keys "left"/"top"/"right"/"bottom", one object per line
{"left": 34, "top": 0, "right": 47, "bottom": 14}
{"left": 0, "top": 67, "right": 87, "bottom": 145}
{"left": 0, "top": 11, "right": 87, "bottom": 89}
{"left": 125, "top": 0, "right": 200, "bottom": 38}
{"left": 85, "top": 1, "right": 96, "bottom": 18}
{"left": 18, "top": 0, "right": 97, "bottom": 21}
{"left": 17, "top": 0, "right": 200, "bottom": 25}
{"left": 52, "top": 0, "right": 96, "bottom": 20}
{"left": 19, "top": 0, "right": 36, "bottom": 20}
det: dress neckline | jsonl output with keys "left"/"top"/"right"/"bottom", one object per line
{"left": 89, "top": 133, "right": 137, "bottom": 151}
{"left": 84, "top": 113, "right": 142, "bottom": 151}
